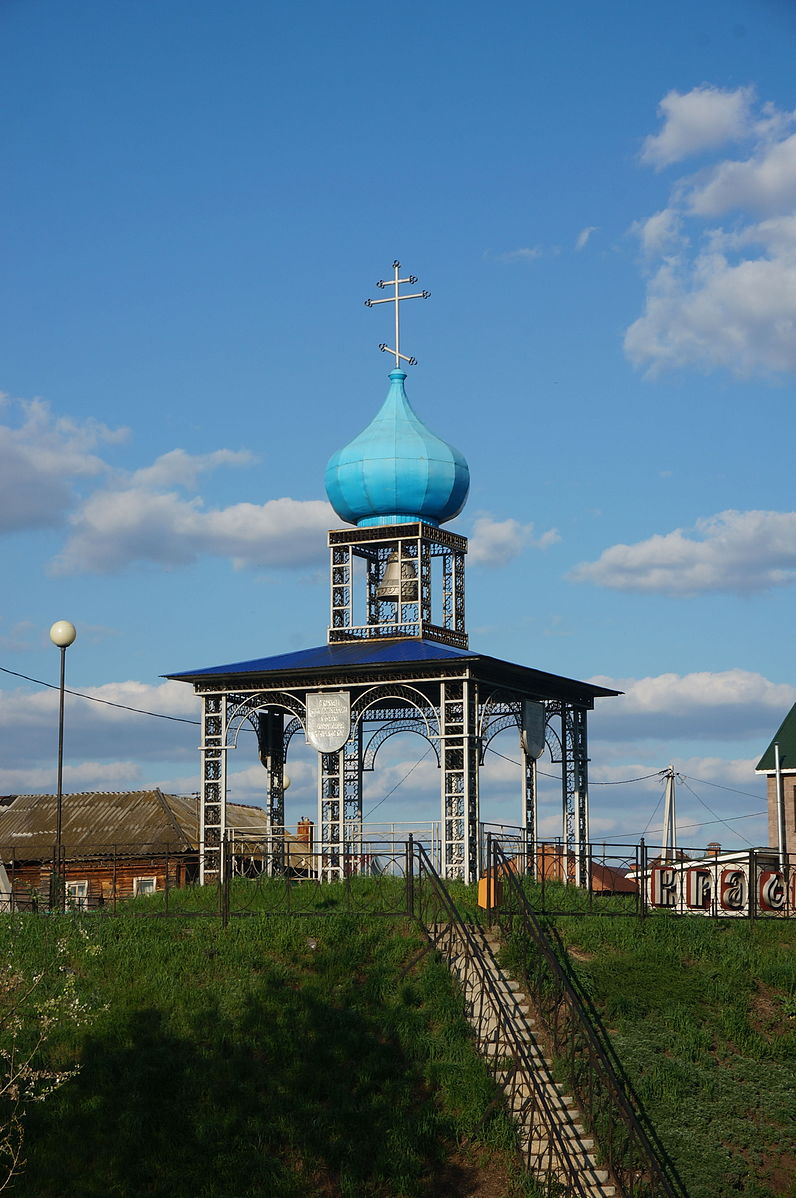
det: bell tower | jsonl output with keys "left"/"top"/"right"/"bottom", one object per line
{"left": 170, "top": 258, "right": 617, "bottom": 889}
{"left": 324, "top": 263, "right": 470, "bottom": 647}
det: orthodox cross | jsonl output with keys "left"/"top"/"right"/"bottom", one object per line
{"left": 364, "top": 260, "right": 430, "bottom": 367}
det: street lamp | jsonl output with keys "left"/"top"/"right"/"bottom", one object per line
{"left": 49, "top": 620, "right": 76, "bottom": 910}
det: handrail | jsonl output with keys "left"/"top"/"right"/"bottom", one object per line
{"left": 490, "top": 839, "right": 689, "bottom": 1198}
{"left": 412, "top": 841, "right": 612, "bottom": 1195}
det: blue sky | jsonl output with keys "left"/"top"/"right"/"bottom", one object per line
{"left": 2, "top": 0, "right": 795, "bottom": 850}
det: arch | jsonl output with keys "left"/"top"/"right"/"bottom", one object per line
{"left": 283, "top": 716, "right": 303, "bottom": 758}
{"left": 351, "top": 683, "right": 439, "bottom": 742}
{"left": 225, "top": 691, "right": 307, "bottom": 749}
{"left": 479, "top": 712, "right": 521, "bottom": 764}
{"left": 363, "top": 721, "right": 441, "bottom": 771}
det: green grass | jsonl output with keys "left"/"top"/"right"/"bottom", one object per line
{"left": 509, "top": 884, "right": 796, "bottom": 1198}
{"left": 0, "top": 885, "right": 537, "bottom": 1198}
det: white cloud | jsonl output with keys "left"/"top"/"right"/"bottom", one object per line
{"left": 468, "top": 515, "right": 560, "bottom": 567}
{"left": 54, "top": 489, "right": 335, "bottom": 574}
{"left": 485, "top": 247, "right": 546, "bottom": 264}
{"left": 0, "top": 397, "right": 126, "bottom": 533}
{"left": 0, "top": 759, "right": 146, "bottom": 795}
{"left": 575, "top": 226, "right": 597, "bottom": 251}
{"left": 0, "top": 679, "right": 199, "bottom": 769}
{"left": 628, "top": 87, "right": 796, "bottom": 376}
{"left": 689, "top": 132, "right": 796, "bottom": 216}
{"left": 640, "top": 85, "right": 754, "bottom": 168}
{"left": 131, "top": 448, "right": 255, "bottom": 490}
{"left": 589, "top": 669, "right": 795, "bottom": 733}
{"left": 571, "top": 510, "right": 796, "bottom": 595}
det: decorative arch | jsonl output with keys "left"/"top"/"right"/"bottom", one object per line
{"left": 351, "top": 682, "right": 439, "bottom": 742}
{"left": 225, "top": 691, "right": 307, "bottom": 748}
{"left": 283, "top": 716, "right": 303, "bottom": 758}
{"left": 363, "top": 720, "right": 441, "bottom": 771}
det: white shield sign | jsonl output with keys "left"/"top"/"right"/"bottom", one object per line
{"left": 521, "top": 700, "right": 546, "bottom": 759}
{"left": 306, "top": 691, "right": 351, "bottom": 754}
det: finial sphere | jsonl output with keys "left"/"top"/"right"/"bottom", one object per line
{"left": 49, "top": 620, "right": 77, "bottom": 648}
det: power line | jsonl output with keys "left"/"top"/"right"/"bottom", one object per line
{"left": 0, "top": 665, "right": 201, "bottom": 726}
{"left": 679, "top": 773, "right": 767, "bottom": 803}
{"left": 364, "top": 746, "right": 432, "bottom": 819}
{"left": 677, "top": 774, "right": 754, "bottom": 847}
{"left": 485, "top": 746, "right": 662, "bottom": 787}
{"left": 612, "top": 809, "right": 767, "bottom": 839}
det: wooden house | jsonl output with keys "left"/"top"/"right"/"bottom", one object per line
{"left": 0, "top": 789, "right": 272, "bottom": 909}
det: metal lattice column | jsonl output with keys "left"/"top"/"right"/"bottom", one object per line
{"left": 568, "top": 704, "right": 590, "bottom": 887}
{"left": 343, "top": 723, "right": 364, "bottom": 855}
{"left": 330, "top": 544, "right": 353, "bottom": 632}
{"left": 318, "top": 727, "right": 363, "bottom": 880}
{"left": 521, "top": 741, "right": 538, "bottom": 878}
{"left": 319, "top": 749, "right": 342, "bottom": 881}
{"left": 440, "top": 678, "right": 480, "bottom": 883}
{"left": 560, "top": 703, "right": 590, "bottom": 886}
{"left": 200, "top": 693, "right": 227, "bottom": 885}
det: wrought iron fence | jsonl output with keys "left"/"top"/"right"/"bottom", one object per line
{"left": 0, "top": 838, "right": 414, "bottom": 920}
{"left": 412, "top": 839, "right": 627, "bottom": 1194}
{"left": 485, "top": 838, "right": 688, "bottom": 1198}
{"left": 480, "top": 826, "right": 796, "bottom": 920}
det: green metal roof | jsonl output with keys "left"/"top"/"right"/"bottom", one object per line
{"left": 756, "top": 702, "right": 796, "bottom": 772}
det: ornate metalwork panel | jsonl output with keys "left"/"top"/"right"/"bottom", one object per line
{"left": 200, "top": 694, "right": 227, "bottom": 885}
{"left": 440, "top": 678, "right": 480, "bottom": 882}
{"left": 326, "top": 522, "right": 468, "bottom": 648}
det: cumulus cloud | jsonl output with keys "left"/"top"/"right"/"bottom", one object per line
{"left": 628, "top": 87, "right": 796, "bottom": 376}
{"left": 468, "top": 515, "right": 560, "bottom": 567}
{"left": 0, "top": 393, "right": 333, "bottom": 574}
{"left": 54, "top": 489, "right": 334, "bottom": 575}
{"left": 0, "top": 679, "right": 199, "bottom": 767}
{"left": 0, "top": 396, "right": 126, "bottom": 533}
{"left": 641, "top": 85, "right": 754, "bottom": 168}
{"left": 588, "top": 669, "right": 795, "bottom": 742}
{"left": 570, "top": 510, "right": 796, "bottom": 595}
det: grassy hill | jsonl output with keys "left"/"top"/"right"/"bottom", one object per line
{"left": 0, "top": 884, "right": 533, "bottom": 1198}
{"left": 529, "top": 890, "right": 796, "bottom": 1198}
{"left": 1, "top": 878, "right": 795, "bottom": 1197}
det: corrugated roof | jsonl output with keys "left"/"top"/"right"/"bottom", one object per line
{"left": 0, "top": 790, "right": 269, "bottom": 856}
{"left": 756, "top": 702, "right": 796, "bottom": 772}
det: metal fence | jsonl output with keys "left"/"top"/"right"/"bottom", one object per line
{"left": 484, "top": 839, "right": 689, "bottom": 1198}
{"left": 482, "top": 827, "right": 796, "bottom": 920}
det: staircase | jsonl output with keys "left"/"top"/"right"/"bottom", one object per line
{"left": 432, "top": 920, "right": 616, "bottom": 1196}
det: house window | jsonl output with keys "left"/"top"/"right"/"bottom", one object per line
{"left": 133, "top": 876, "right": 157, "bottom": 897}
{"left": 66, "top": 880, "right": 88, "bottom": 909}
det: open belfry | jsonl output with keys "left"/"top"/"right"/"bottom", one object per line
{"left": 168, "top": 263, "right": 618, "bottom": 885}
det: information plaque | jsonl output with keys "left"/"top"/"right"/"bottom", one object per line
{"left": 306, "top": 691, "right": 351, "bottom": 754}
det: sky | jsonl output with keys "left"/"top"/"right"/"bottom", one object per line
{"left": 2, "top": 0, "right": 796, "bottom": 852}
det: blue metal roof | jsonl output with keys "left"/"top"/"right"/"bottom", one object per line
{"left": 167, "top": 638, "right": 477, "bottom": 679}
{"left": 324, "top": 370, "right": 470, "bottom": 528}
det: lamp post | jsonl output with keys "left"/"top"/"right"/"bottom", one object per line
{"left": 49, "top": 620, "right": 76, "bottom": 910}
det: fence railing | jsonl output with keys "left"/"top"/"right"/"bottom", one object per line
{"left": 486, "top": 837, "right": 688, "bottom": 1198}
{"left": 481, "top": 828, "right": 796, "bottom": 920}
{"left": 410, "top": 839, "right": 617, "bottom": 1195}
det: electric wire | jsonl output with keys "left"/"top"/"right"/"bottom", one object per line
{"left": 677, "top": 773, "right": 754, "bottom": 847}
{"left": 1, "top": 664, "right": 772, "bottom": 837}
{"left": 0, "top": 664, "right": 201, "bottom": 725}
{"left": 364, "top": 746, "right": 432, "bottom": 820}
{"left": 611, "top": 809, "right": 767, "bottom": 839}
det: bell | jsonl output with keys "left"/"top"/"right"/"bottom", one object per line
{"left": 376, "top": 551, "right": 418, "bottom": 601}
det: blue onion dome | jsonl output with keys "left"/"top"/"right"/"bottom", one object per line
{"left": 325, "top": 370, "right": 470, "bottom": 528}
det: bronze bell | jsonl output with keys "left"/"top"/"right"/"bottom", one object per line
{"left": 376, "top": 551, "right": 418, "bottom": 601}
